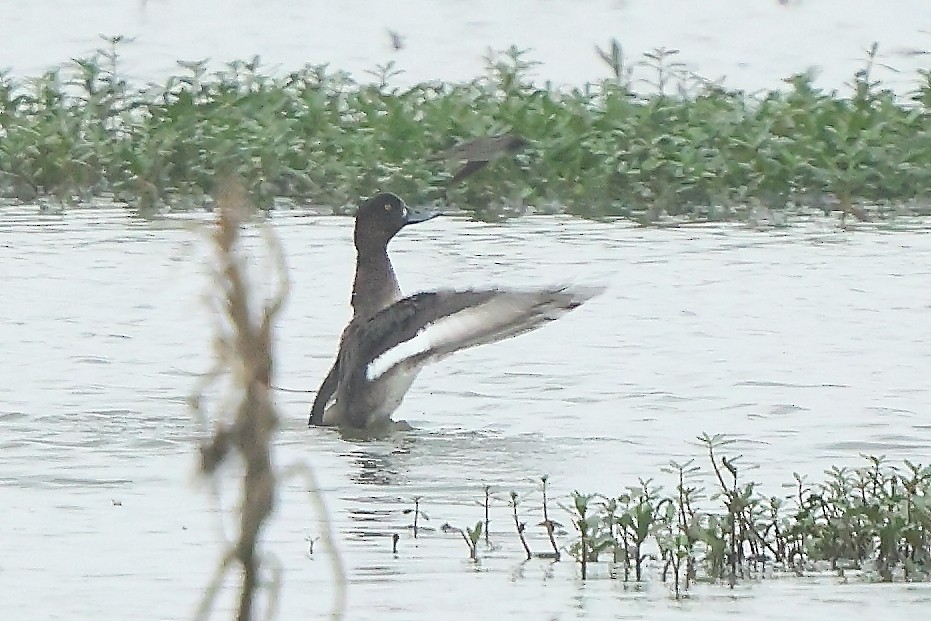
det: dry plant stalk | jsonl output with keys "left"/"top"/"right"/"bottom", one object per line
{"left": 191, "top": 179, "right": 286, "bottom": 621}
{"left": 191, "top": 179, "right": 345, "bottom": 621}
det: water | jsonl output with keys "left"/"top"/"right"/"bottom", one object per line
{"left": 3, "top": 1, "right": 931, "bottom": 617}
{"left": 2, "top": 0, "right": 930, "bottom": 94}
{"left": 3, "top": 206, "right": 931, "bottom": 619}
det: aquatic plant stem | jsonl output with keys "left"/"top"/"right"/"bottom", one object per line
{"left": 510, "top": 491, "right": 532, "bottom": 561}
{"left": 541, "top": 476, "right": 561, "bottom": 561}
{"left": 484, "top": 485, "right": 492, "bottom": 545}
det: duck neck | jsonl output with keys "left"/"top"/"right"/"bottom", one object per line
{"left": 352, "top": 247, "right": 402, "bottom": 318}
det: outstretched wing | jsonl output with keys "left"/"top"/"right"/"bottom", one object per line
{"left": 338, "top": 286, "right": 603, "bottom": 417}
{"left": 447, "top": 160, "right": 490, "bottom": 187}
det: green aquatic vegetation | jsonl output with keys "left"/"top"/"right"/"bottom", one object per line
{"left": 455, "top": 521, "right": 483, "bottom": 562}
{"left": 801, "top": 456, "right": 931, "bottom": 581}
{"left": 416, "top": 440, "right": 927, "bottom": 590}
{"left": 616, "top": 480, "right": 668, "bottom": 582}
{"left": 0, "top": 37, "right": 929, "bottom": 221}
{"left": 392, "top": 445, "right": 927, "bottom": 591}
{"left": 563, "top": 492, "right": 597, "bottom": 580}
{"left": 555, "top": 438, "right": 931, "bottom": 590}
{"left": 658, "top": 460, "right": 702, "bottom": 596}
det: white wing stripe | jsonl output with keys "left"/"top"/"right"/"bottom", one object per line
{"left": 365, "top": 298, "right": 519, "bottom": 381}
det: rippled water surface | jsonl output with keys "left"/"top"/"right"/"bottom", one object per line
{"left": 3, "top": 207, "right": 931, "bottom": 620}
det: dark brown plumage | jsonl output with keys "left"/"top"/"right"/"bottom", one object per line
{"left": 431, "top": 132, "right": 530, "bottom": 189}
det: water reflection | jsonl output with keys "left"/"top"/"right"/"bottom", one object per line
{"left": 344, "top": 503, "right": 398, "bottom": 540}
{"left": 345, "top": 449, "right": 400, "bottom": 486}
{"left": 341, "top": 436, "right": 416, "bottom": 486}
{"left": 341, "top": 444, "right": 415, "bottom": 541}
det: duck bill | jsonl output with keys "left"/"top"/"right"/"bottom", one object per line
{"left": 404, "top": 204, "right": 440, "bottom": 225}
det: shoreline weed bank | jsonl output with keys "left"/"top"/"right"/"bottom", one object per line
{"left": 440, "top": 436, "right": 931, "bottom": 595}
{"left": 0, "top": 39, "right": 929, "bottom": 221}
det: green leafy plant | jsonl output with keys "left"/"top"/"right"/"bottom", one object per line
{"left": 457, "top": 521, "right": 483, "bottom": 561}
{"left": 0, "top": 41, "right": 928, "bottom": 222}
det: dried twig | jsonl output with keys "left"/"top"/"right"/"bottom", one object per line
{"left": 191, "top": 178, "right": 344, "bottom": 621}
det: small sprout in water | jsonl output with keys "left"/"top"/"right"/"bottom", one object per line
{"left": 402, "top": 496, "right": 429, "bottom": 538}
{"left": 459, "top": 521, "right": 483, "bottom": 561}
{"left": 392, "top": 533, "right": 400, "bottom": 555}
{"left": 477, "top": 484, "right": 500, "bottom": 545}
{"left": 540, "top": 475, "right": 562, "bottom": 560}
{"left": 562, "top": 491, "right": 600, "bottom": 579}
{"left": 450, "top": 522, "right": 484, "bottom": 561}
{"left": 305, "top": 535, "right": 320, "bottom": 556}
{"left": 510, "top": 490, "right": 532, "bottom": 560}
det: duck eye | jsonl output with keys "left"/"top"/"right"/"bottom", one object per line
{"left": 401, "top": 206, "right": 408, "bottom": 218}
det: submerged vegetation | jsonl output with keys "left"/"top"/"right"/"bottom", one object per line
{"left": 426, "top": 435, "right": 931, "bottom": 596}
{"left": 1, "top": 37, "right": 929, "bottom": 221}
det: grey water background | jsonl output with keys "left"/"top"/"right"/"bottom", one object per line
{"left": 3, "top": 207, "right": 931, "bottom": 620}
{"left": 2, "top": 1, "right": 931, "bottom": 620}
{"left": 1, "top": 0, "right": 929, "bottom": 93}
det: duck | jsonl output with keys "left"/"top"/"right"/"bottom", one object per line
{"left": 310, "top": 192, "right": 437, "bottom": 422}
{"left": 308, "top": 192, "right": 600, "bottom": 430}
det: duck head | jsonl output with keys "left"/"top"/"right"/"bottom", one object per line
{"left": 353, "top": 192, "right": 438, "bottom": 250}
